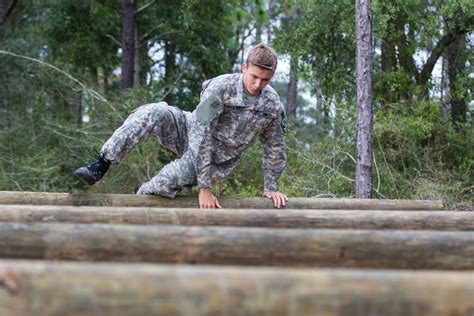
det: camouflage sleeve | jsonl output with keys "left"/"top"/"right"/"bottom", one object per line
{"left": 259, "top": 106, "right": 287, "bottom": 192}
{"left": 190, "top": 79, "right": 225, "bottom": 188}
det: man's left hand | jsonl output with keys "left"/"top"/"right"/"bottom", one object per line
{"left": 263, "top": 191, "right": 288, "bottom": 208}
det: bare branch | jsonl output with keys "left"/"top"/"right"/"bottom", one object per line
{"left": 301, "top": 155, "right": 355, "bottom": 183}
{"left": 0, "top": 49, "right": 108, "bottom": 103}
{"left": 105, "top": 34, "right": 121, "bottom": 46}
{"left": 139, "top": 31, "right": 186, "bottom": 48}
{"left": 136, "top": 0, "right": 157, "bottom": 15}
{"left": 139, "top": 23, "right": 165, "bottom": 41}
{"left": 1, "top": 0, "right": 19, "bottom": 24}
{"left": 419, "top": 22, "right": 473, "bottom": 86}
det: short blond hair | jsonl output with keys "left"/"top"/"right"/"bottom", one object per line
{"left": 246, "top": 43, "right": 278, "bottom": 71}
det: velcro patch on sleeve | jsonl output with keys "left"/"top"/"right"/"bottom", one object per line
{"left": 195, "top": 94, "right": 223, "bottom": 125}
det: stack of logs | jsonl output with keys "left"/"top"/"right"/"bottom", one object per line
{"left": 0, "top": 191, "right": 473, "bottom": 315}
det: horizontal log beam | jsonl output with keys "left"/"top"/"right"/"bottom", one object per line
{"left": 0, "top": 191, "right": 445, "bottom": 210}
{"left": 0, "top": 222, "right": 472, "bottom": 269}
{"left": 0, "top": 205, "right": 471, "bottom": 230}
{"left": 1, "top": 260, "right": 473, "bottom": 316}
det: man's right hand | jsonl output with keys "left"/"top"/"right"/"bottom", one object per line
{"left": 199, "top": 187, "right": 222, "bottom": 209}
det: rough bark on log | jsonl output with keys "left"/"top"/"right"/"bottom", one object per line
{"left": 0, "top": 222, "right": 472, "bottom": 269}
{"left": 0, "top": 191, "right": 445, "bottom": 210}
{"left": 1, "top": 260, "right": 473, "bottom": 316}
{"left": 0, "top": 205, "right": 471, "bottom": 230}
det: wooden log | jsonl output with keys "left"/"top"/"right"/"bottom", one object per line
{"left": 1, "top": 260, "right": 473, "bottom": 316}
{"left": 0, "top": 191, "right": 445, "bottom": 210}
{"left": 0, "top": 222, "right": 473, "bottom": 269}
{"left": 0, "top": 204, "right": 471, "bottom": 230}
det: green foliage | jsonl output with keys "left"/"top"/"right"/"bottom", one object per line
{"left": 0, "top": 0, "right": 472, "bottom": 210}
{"left": 273, "top": 0, "right": 355, "bottom": 100}
{"left": 46, "top": 0, "right": 121, "bottom": 70}
{"left": 137, "top": 0, "right": 240, "bottom": 109}
{"left": 216, "top": 99, "right": 472, "bottom": 209}
{"left": 372, "top": 99, "right": 473, "bottom": 206}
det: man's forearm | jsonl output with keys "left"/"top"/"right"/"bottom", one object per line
{"left": 263, "top": 169, "right": 281, "bottom": 192}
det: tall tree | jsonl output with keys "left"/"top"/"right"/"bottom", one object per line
{"left": 121, "top": 0, "right": 136, "bottom": 92}
{"left": 273, "top": 0, "right": 356, "bottom": 116}
{"left": 286, "top": 6, "right": 300, "bottom": 117}
{"left": 447, "top": 35, "right": 468, "bottom": 124}
{"left": 373, "top": 0, "right": 474, "bottom": 100}
{"left": 355, "top": 0, "right": 373, "bottom": 198}
{"left": 287, "top": 57, "right": 298, "bottom": 117}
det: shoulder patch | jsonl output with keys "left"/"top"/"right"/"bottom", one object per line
{"left": 279, "top": 106, "right": 287, "bottom": 134}
{"left": 195, "top": 94, "right": 223, "bottom": 125}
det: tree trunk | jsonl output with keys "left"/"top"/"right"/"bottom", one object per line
{"left": 441, "top": 54, "right": 449, "bottom": 115}
{"left": 286, "top": 6, "right": 300, "bottom": 118}
{"left": 1, "top": 223, "right": 473, "bottom": 269}
{"left": 120, "top": 0, "right": 136, "bottom": 93}
{"left": 355, "top": 0, "right": 373, "bottom": 198}
{"left": 447, "top": 35, "right": 467, "bottom": 125}
{"left": 133, "top": 26, "right": 140, "bottom": 87}
{"left": 1, "top": 260, "right": 473, "bottom": 316}
{"left": 255, "top": 24, "right": 262, "bottom": 44}
{"left": 323, "top": 97, "right": 331, "bottom": 133}
{"left": 0, "top": 205, "right": 470, "bottom": 230}
{"left": 315, "top": 77, "right": 323, "bottom": 125}
{"left": 286, "top": 56, "right": 298, "bottom": 117}
{"left": 315, "top": 77, "right": 323, "bottom": 109}
{"left": 164, "top": 40, "right": 176, "bottom": 104}
{"left": 380, "top": 38, "right": 396, "bottom": 73}
{"left": 266, "top": 0, "right": 274, "bottom": 42}
{"left": 74, "top": 90, "right": 82, "bottom": 126}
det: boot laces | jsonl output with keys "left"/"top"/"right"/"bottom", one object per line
{"left": 87, "top": 149, "right": 110, "bottom": 176}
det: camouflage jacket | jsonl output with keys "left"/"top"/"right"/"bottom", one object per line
{"left": 188, "top": 73, "right": 287, "bottom": 192}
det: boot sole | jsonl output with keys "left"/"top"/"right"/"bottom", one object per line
{"left": 74, "top": 169, "right": 100, "bottom": 186}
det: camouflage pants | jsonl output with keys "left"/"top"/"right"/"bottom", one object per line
{"left": 101, "top": 102, "right": 197, "bottom": 198}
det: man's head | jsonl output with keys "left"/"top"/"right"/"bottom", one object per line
{"left": 242, "top": 44, "right": 277, "bottom": 96}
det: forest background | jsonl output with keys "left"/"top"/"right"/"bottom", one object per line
{"left": 0, "top": 0, "right": 472, "bottom": 209}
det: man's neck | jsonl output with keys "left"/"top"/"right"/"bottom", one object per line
{"left": 244, "top": 89, "right": 258, "bottom": 105}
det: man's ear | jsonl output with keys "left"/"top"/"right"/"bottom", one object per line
{"left": 241, "top": 63, "right": 248, "bottom": 73}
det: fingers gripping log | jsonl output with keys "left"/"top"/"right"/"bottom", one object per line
{"left": 0, "top": 222, "right": 473, "bottom": 269}
{"left": 1, "top": 260, "right": 474, "bottom": 316}
{"left": 0, "top": 205, "right": 471, "bottom": 230}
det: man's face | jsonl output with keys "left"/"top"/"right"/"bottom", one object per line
{"left": 241, "top": 63, "right": 274, "bottom": 96}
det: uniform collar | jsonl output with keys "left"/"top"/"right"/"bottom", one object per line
{"left": 238, "top": 74, "right": 266, "bottom": 110}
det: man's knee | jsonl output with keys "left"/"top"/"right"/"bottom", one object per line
{"left": 136, "top": 155, "right": 196, "bottom": 198}
{"left": 136, "top": 102, "right": 170, "bottom": 119}
{"left": 136, "top": 161, "right": 179, "bottom": 198}
{"left": 136, "top": 180, "right": 177, "bottom": 198}
{"left": 149, "top": 101, "right": 170, "bottom": 112}
{"left": 149, "top": 102, "right": 184, "bottom": 129}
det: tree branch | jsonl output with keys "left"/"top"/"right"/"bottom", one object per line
{"left": 136, "top": 0, "right": 157, "bottom": 15}
{"left": 139, "top": 30, "right": 185, "bottom": 48}
{"left": 397, "top": 27, "right": 420, "bottom": 83}
{"left": 139, "top": 23, "right": 165, "bottom": 42}
{"left": 1, "top": 0, "right": 19, "bottom": 24}
{"left": 419, "top": 21, "right": 473, "bottom": 86}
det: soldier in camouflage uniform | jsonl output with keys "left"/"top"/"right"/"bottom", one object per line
{"left": 74, "top": 44, "right": 288, "bottom": 208}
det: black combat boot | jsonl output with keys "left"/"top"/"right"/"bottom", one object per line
{"left": 74, "top": 154, "right": 111, "bottom": 185}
